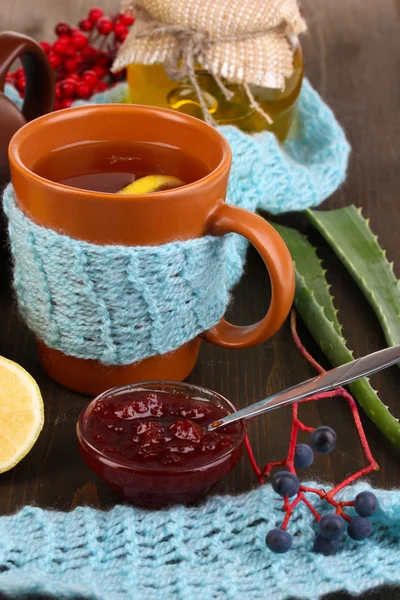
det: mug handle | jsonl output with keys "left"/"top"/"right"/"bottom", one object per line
{"left": 0, "top": 31, "right": 54, "bottom": 121}
{"left": 203, "top": 203, "right": 295, "bottom": 348}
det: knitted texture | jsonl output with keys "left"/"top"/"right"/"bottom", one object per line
{"left": 3, "top": 186, "right": 229, "bottom": 365}
{"left": 0, "top": 482, "right": 399, "bottom": 600}
{"left": 3, "top": 79, "right": 350, "bottom": 365}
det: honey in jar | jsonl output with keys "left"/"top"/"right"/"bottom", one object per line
{"left": 114, "top": 0, "right": 306, "bottom": 141}
{"left": 127, "top": 44, "right": 303, "bottom": 142}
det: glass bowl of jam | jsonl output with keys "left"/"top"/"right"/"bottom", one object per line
{"left": 77, "top": 382, "right": 245, "bottom": 508}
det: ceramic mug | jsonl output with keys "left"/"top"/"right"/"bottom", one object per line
{"left": 9, "top": 104, "right": 295, "bottom": 395}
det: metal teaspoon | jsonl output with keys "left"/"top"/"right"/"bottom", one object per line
{"left": 207, "top": 345, "right": 400, "bottom": 432}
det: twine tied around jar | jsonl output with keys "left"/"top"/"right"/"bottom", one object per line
{"left": 114, "top": 0, "right": 306, "bottom": 127}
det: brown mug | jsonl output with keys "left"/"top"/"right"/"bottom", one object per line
{"left": 9, "top": 104, "right": 295, "bottom": 395}
{"left": 0, "top": 31, "right": 54, "bottom": 280}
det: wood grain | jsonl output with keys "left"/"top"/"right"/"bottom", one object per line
{"left": 0, "top": 0, "right": 400, "bottom": 598}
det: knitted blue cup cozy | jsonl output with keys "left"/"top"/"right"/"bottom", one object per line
{"left": 0, "top": 481, "right": 399, "bottom": 600}
{"left": 3, "top": 79, "right": 350, "bottom": 366}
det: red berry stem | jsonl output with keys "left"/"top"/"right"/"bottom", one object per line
{"left": 300, "top": 485, "right": 326, "bottom": 497}
{"left": 328, "top": 463, "right": 379, "bottom": 499}
{"left": 298, "top": 491, "right": 321, "bottom": 521}
{"left": 290, "top": 308, "right": 325, "bottom": 375}
{"left": 281, "top": 494, "right": 302, "bottom": 530}
{"left": 286, "top": 404, "right": 300, "bottom": 472}
{"left": 244, "top": 308, "right": 379, "bottom": 532}
{"left": 244, "top": 433, "right": 263, "bottom": 483}
{"left": 260, "top": 460, "right": 286, "bottom": 478}
{"left": 296, "top": 421, "right": 315, "bottom": 433}
{"left": 98, "top": 35, "right": 109, "bottom": 50}
{"left": 88, "top": 32, "right": 102, "bottom": 45}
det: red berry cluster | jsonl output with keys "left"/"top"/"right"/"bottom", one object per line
{"left": 6, "top": 6, "right": 135, "bottom": 110}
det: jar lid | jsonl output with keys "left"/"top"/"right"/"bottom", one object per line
{"left": 113, "top": 0, "right": 306, "bottom": 91}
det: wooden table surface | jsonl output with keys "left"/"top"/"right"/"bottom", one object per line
{"left": 1, "top": 1, "right": 400, "bottom": 599}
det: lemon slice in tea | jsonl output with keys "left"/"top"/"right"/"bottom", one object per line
{"left": 0, "top": 356, "right": 44, "bottom": 473}
{"left": 118, "top": 175, "right": 184, "bottom": 195}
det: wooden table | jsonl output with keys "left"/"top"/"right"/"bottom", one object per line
{"left": 1, "top": 1, "right": 400, "bottom": 598}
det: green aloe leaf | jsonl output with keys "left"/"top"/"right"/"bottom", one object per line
{"left": 274, "top": 225, "right": 342, "bottom": 336}
{"left": 274, "top": 223, "right": 400, "bottom": 447}
{"left": 306, "top": 206, "right": 400, "bottom": 354}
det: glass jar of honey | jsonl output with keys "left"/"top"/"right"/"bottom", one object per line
{"left": 114, "top": 0, "right": 306, "bottom": 142}
{"left": 127, "top": 41, "right": 303, "bottom": 142}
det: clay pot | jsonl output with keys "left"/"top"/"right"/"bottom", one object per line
{"left": 0, "top": 31, "right": 54, "bottom": 282}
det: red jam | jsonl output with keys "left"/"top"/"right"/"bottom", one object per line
{"left": 77, "top": 382, "right": 244, "bottom": 507}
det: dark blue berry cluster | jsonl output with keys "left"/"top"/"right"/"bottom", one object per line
{"left": 265, "top": 425, "right": 378, "bottom": 555}
{"left": 313, "top": 491, "right": 377, "bottom": 554}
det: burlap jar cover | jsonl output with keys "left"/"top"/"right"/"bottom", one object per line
{"left": 113, "top": 0, "right": 307, "bottom": 124}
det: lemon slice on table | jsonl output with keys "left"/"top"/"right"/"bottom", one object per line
{"left": 0, "top": 356, "right": 44, "bottom": 474}
{"left": 118, "top": 175, "right": 184, "bottom": 195}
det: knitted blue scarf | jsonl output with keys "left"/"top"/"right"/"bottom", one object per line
{"left": 3, "top": 79, "right": 350, "bottom": 366}
{"left": 1, "top": 482, "right": 400, "bottom": 599}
